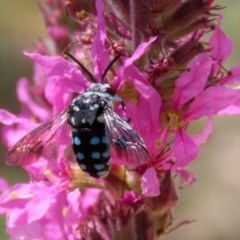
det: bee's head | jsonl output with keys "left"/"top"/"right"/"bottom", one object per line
{"left": 86, "top": 83, "right": 122, "bottom": 102}
{"left": 87, "top": 83, "right": 114, "bottom": 94}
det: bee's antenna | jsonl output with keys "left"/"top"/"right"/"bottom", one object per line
{"left": 64, "top": 51, "right": 98, "bottom": 83}
{"left": 101, "top": 54, "right": 121, "bottom": 83}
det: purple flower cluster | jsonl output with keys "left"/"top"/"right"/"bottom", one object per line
{"left": 1, "top": 0, "right": 240, "bottom": 239}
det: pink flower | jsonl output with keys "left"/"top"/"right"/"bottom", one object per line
{"left": 115, "top": 36, "right": 161, "bottom": 151}
{"left": 210, "top": 18, "right": 233, "bottom": 63}
{"left": 159, "top": 52, "right": 240, "bottom": 168}
{"left": 141, "top": 167, "right": 160, "bottom": 196}
{"left": 0, "top": 179, "right": 101, "bottom": 240}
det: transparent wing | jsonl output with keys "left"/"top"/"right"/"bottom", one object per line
{"left": 7, "top": 109, "right": 69, "bottom": 165}
{"left": 103, "top": 108, "right": 149, "bottom": 165}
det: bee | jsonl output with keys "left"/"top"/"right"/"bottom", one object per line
{"left": 7, "top": 53, "right": 149, "bottom": 178}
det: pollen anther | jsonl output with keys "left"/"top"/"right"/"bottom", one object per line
{"left": 163, "top": 110, "right": 185, "bottom": 131}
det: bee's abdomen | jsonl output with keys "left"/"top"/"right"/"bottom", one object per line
{"left": 71, "top": 128, "right": 111, "bottom": 178}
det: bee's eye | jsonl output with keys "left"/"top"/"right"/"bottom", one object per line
{"left": 105, "top": 87, "right": 115, "bottom": 95}
{"left": 69, "top": 105, "right": 74, "bottom": 111}
{"left": 99, "top": 100, "right": 107, "bottom": 108}
{"left": 69, "top": 104, "right": 80, "bottom": 113}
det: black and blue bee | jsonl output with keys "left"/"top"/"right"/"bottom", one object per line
{"left": 7, "top": 53, "right": 149, "bottom": 178}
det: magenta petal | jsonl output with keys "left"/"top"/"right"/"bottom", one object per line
{"left": 0, "top": 178, "right": 8, "bottom": 192}
{"left": 7, "top": 221, "right": 42, "bottom": 240}
{"left": 80, "top": 189, "right": 102, "bottom": 217}
{"left": 92, "top": 0, "right": 109, "bottom": 78}
{"left": 0, "top": 109, "right": 23, "bottom": 125}
{"left": 218, "top": 104, "right": 240, "bottom": 115}
{"left": 7, "top": 208, "right": 27, "bottom": 228}
{"left": 2, "top": 122, "right": 37, "bottom": 148}
{"left": 0, "top": 179, "right": 9, "bottom": 214}
{"left": 114, "top": 36, "right": 157, "bottom": 88}
{"left": 125, "top": 80, "right": 161, "bottom": 150}
{"left": 17, "top": 78, "right": 50, "bottom": 120}
{"left": 173, "top": 53, "right": 211, "bottom": 107}
{"left": 26, "top": 187, "right": 62, "bottom": 223}
{"left": 116, "top": 48, "right": 162, "bottom": 150}
{"left": 141, "top": 167, "right": 160, "bottom": 196}
{"left": 128, "top": 80, "right": 161, "bottom": 129}
{"left": 192, "top": 117, "right": 213, "bottom": 145}
{"left": 47, "top": 26, "right": 69, "bottom": 40}
{"left": 66, "top": 189, "right": 81, "bottom": 223}
{"left": 45, "top": 76, "right": 72, "bottom": 113}
{"left": 24, "top": 52, "right": 71, "bottom": 76}
{"left": 0, "top": 183, "right": 32, "bottom": 210}
{"left": 124, "top": 36, "right": 157, "bottom": 68}
{"left": 25, "top": 52, "right": 89, "bottom": 91}
{"left": 221, "top": 65, "right": 240, "bottom": 85}
{"left": 185, "top": 86, "right": 240, "bottom": 120}
{"left": 0, "top": 111, "right": 35, "bottom": 147}
{"left": 174, "top": 130, "right": 199, "bottom": 167}
{"left": 4, "top": 183, "right": 72, "bottom": 240}
{"left": 175, "top": 168, "right": 196, "bottom": 186}
{"left": 210, "top": 25, "right": 232, "bottom": 62}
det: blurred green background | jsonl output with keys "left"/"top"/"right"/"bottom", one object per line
{"left": 1, "top": 1, "right": 240, "bottom": 239}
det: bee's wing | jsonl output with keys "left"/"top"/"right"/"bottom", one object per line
{"left": 103, "top": 108, "right": 149, "bottom": 165}
{"left": 7, "top": 109, "right": 69, "bottom": 165}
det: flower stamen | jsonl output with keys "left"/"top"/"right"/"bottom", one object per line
{"left": 162, "top": 110, "right": 185, "bottom": 132}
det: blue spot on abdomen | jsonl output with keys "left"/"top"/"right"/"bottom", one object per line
{"left": 90, "top": 136, "right": 100, "bottom": 145}
{"left": 79, "top": 164, "right": 87, "bottom": 170}
{"left": 77, "top": 152, "right": 84, "bottom": 160}
{"left": 94, "top": 164, "right": 105, "bottom": 170}
{"left": 102, "top": 149, "right": 110, "bottom": 158}
{"left": 102, "top": 135, "right": 108, "bottom": 144}
{"left": 91, "top": 151, "right": 101, "bottom": 159}
{"left": 73, "top": 136, "right": 81, "bottom": 145}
